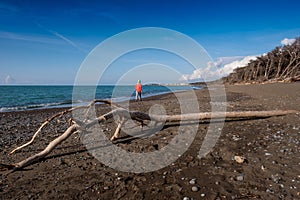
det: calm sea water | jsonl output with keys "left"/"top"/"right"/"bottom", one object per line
{"left": 0, "top": 85, "right": 200, "bottom": 112}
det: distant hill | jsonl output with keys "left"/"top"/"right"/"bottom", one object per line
{"left": 223, "top": 37, "right": 300, "bottom": 84}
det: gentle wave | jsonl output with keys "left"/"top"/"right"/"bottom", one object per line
{"left": 0, "top": 85, "right": 199, "bottom": 112}
{"left": 0, "top": 101, "right": 74, "bottom": 112}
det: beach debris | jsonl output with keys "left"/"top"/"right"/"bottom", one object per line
{"left": 234, "top": 155, "right": 246, "bottom": 163}
{"left": 0, "top": 99, "right": 299, "bottom": 172}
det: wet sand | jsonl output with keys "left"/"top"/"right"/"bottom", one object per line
{"left": 0, "top": 82, "right": 299, "bottom": 199}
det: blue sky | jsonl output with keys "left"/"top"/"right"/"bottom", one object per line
{"left": 1, "top": 0, "right": 300, "bottom": 84}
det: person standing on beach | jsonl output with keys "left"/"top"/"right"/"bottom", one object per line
{"left": 135, "top": 80, "right": 143, "bottom": 101}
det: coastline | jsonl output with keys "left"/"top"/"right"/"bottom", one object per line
{"left": 0, "top": 82, "right": 299, "bottom": 199}
{"left": 0, "top": 85, "right": 199, "bottom": 113}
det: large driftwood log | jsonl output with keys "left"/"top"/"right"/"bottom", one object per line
{"left": 1, "top": 99, "right": 298, "bottom": 172}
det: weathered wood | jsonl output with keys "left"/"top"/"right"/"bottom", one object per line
{"left": 13, "top": 124, "right": 78, "bottom": 170}
{"left": 2, "top": 99, "right": 299, "bottom": 172}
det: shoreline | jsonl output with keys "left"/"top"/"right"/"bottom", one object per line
{"left": 0, "top": 82, "right": 299, "bottom": 199}
{"left": 0, "top": 86, "right": 201, "bottom": 114}
{"left": 0, "top": 85, "right": 200, "bottom": 113}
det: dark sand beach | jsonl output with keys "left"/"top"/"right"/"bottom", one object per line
{"left": 0, "top": 82, "right": 299, "bottom": 199}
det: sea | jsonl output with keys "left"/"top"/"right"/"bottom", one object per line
{"left": 0, "top": 85, "right": 201, "bottom": 112}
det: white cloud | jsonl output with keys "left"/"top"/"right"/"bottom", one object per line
{"left": 4, "top": 75, "right": 16, "bottom": 84}
{"left": 281, "top": 38, "right": 296, "bottom": 46}
{"left": 180, "top": 55, "right": 258, "bottom": 82}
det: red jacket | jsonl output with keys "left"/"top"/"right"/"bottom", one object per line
{"left": 136, "top": 83, "right": 142, "bottom": 92}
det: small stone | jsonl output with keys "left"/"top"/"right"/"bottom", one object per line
{"left": 271, "top": 174, "right": 281, "bottom": 183}
{"left": 201, "top": 193, "right": 205, "bottom": 197}
{"left": 191, "top": 186, "right": 199, "bottom": 192}
{"left": 236, "top": 174, "right": 244, "bottom": 181}
{"left": 234, "top": 156, "right": 245, "bottom": 163}
{"left": 266, "top": 188, "right": 274, "bottom": 194}
{"left": 232, "top": 135, "right": 240, "bottom": 141}
{"left": 189, "top": 179, "right": 196, "bottom": 185}
{"left": 104, "top": 186, "right": 109, "bottom": 190}
{"left": 183, "top": 197, "right": 189, "bottom": 200}
{"left": 265, "top": 153, "right": 272, "bottom": 156}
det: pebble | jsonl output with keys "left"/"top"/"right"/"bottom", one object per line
{"left": 236, "top": 174, "right": 244, "bottom": 181}
{"left": 234, "top": 155, "right": 245, "bottom": 163}
{"left": 176, "top": 169, "right": 182, "bottom": 172}
{"left": 183, "top": 197, "right": 189, "bottom": 200}
{"left": 271, "top": 174, "right": 281, "bottom": 183}
{"left": 232, "top": 135, "right": 240, "bottom": 141}
{"left": 189, "top": 179, "right": 196, "bottom": 185}
{"left": 201, "top": 193, "right": 205, "bottom": 197}
{"left": 191, "top": 186, "right": 199, "bottom": 192}
{"left": 266, "top": 188, "right": 274, "bottom": 194}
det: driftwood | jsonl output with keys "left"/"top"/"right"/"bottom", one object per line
{"left": 0, "top": 99, "right": 298, "bottom": 173}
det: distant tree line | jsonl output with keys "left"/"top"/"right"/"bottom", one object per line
{"left": 224, "top": 37, "right": 300, "bottom": 84}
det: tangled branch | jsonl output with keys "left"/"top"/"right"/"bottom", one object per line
{"left": 1, "top": 99, "right": 298, "bottom": 173}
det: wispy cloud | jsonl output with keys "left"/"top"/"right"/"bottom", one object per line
{"left": 0, "top": 31, "right": 61, "bottom": 44}
{"left": 50, "top": 30, "right": 88, "bottom": 53}
{"left": 49, "top": 30, "right": 78, "bottom": 49}
{"left": 36, "top": 23, "right": 87, "bottom": 53}
{"left": 0, "top": 2, "right": 18, "bottom": 15}
{"left": 97, "top": 11, "right": 120, "bottom": 24}
{"left": 0, "top": 29, "right": 88, "bottom": 54}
